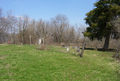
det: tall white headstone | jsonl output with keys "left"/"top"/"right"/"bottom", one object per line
{"left": 39, "top": 39, "right": 41, "bottom": 44}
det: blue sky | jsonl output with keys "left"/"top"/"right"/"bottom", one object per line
{"left": 0, "top": 0, "right": 97, "bottom": 26}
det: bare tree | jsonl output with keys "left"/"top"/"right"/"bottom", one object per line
{"left": 51, "top": 14, "right": 69, "bottom": 43}
{"left": 110, "top": 17, "right": 120, "bottom": 39}
{"left": 27, "top": 19, "right": 38, "bottom": 44}
{"left": 0, "top": 8, "right": 11, "bottom": 43}
{"left": 7, "top": 11, "right": 17, "bottom": 44}
{"left": 110, "top": 17, "right": 120, "bottom": 58}
{"left": 35, "top": 19, "right": 49, "bottom": 45}
{"left": 80, "top": 38, "right": 85, "bottom": 57}
{"left": 68, "top": 26, "right": 75, "bottom": 43}
{"left": 17, "top": 15, "right": 30, "bottom": 44}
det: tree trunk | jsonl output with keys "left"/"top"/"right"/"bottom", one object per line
{"left": 80, "top": 38, "right": 85, "bottom": 57}
{"left": 103, "top": 34, "right": 110, "bottom": 50}
{"left": 115, "top": 45, "right": 120, "bottom": 58}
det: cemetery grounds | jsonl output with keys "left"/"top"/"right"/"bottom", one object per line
{"left": 0, "top": 44, "right": 120, "bottom": 81}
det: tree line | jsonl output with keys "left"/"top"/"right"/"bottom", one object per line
{"left": 0, "top": 8, "right": 85, "bottom": 45}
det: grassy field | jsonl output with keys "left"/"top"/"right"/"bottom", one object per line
{"left": 0, "top": 44, "right": 120, "bottom": 81}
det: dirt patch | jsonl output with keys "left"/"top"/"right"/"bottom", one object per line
{"left": 37, "top": 46, "right": 46, "bottom": 50}
{"left": 0, "top": 55, "right": 7, "bottom": 59}
{"left": 8, "top": 72, "right": 13, "bottom": 76}
{"left": 0, "top": 44, "right": 7, "bottom": 46}
{"left": 93, "top": 54, "right": 96, "bottom": 56}
{"left": 4, "top": 64, "right": 10, "bottom": 68}
{"left": 17, "top": 45, "right": 23, "bottom": 47}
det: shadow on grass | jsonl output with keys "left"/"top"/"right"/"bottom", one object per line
{"left": 83, "top": 48, "right": 116, "bottom": 52}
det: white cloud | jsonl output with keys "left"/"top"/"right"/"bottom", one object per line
{"left": 15, "top": 15, "right": 32, "bottom": 21}
{"left": 15, "top": 15, "right": 25, "bottom": 20}
{"left": 15, "top": 15, "right": 23, "bottom": 18}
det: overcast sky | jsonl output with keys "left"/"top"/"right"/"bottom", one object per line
{"left": 0, "top": 0, "right": 97, "bottom": 26}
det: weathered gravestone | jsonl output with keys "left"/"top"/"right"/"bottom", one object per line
{"left": 77, "top": 46, "right": 80, "bottom": 52}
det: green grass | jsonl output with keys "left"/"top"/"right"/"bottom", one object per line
{"left": 0, "top": 44, "right": 120, "bottom": 81}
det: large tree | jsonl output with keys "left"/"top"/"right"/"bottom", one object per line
{"left": 84, "top": 0, "right": 120, "bottom": 50}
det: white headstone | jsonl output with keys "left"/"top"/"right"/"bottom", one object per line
{"left": 39, "top": 39, "right": 41, "bottom": 44}
{"left": 67, "top": 47, "right": 69, "bottom": 51}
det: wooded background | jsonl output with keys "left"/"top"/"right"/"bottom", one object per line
{"left": 0, "top": 8, "right": 119, "bottom": 49}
